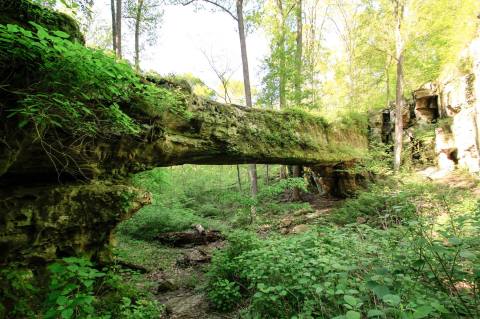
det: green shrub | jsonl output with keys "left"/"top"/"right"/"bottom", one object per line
{"left": 207, "top": 279, "right": 242, "bottom": 311}
{"left": 0, "top": 267, "right": 38, "bottom": 318}
{"left": 330, "top": 184, "right": 421, "bottom": 227}
{"left": 0, "top": 257, "right": 164, "bottom": 319}
{"left": 116, "top": 204, "right": 205, "bottom": 240}
{"left": 207, "top": 219, "right": 480, "bottom": 318}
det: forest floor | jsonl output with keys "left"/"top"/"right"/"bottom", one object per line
{"left": 112, "top": 166, "right": 480, "bottom": 319}
{"left": 114, "top": 194, "right": 340, "bottom": 319}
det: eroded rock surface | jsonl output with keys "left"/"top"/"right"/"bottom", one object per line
{"left": 0, "top": 183, "right": 150, "bottom": 265}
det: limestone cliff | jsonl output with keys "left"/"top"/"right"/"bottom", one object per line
{"left": 370, "top": 30, "right": 480, "bottom": 174}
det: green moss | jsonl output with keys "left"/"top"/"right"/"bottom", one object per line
{"left": 0, "top": 0, "right": 84, "bottom": 42}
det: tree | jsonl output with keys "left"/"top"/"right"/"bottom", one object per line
{"left": 111, "top": 0, "right": 117, "bottom": 53}
{"left": 124, "top": 0, "right": 163, "bottom": 71}
{"left": 115, "top": 0, "right": 122, "bottom": 59}
{"left": 179, "top": 0, "right": 259, "bottom": 214}
{"left": 392, "top": 0, "right": 405, "bottom": 172}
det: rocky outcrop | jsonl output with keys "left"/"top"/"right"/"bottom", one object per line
{"left": 0, "top": 183, "right": 150, "bottom": 265}
{"left": 411, "top": 35, "right": 480, "bottom": 173}
{"left": 370, "top": 31, "right": 480, "bottom": 174}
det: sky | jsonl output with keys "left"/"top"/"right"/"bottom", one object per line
{"left": 88, "top": 1, "right": 269, "bottom": 91}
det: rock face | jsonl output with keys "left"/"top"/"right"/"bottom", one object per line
{"left": 0, "top": 183, "right": 151, "bottom": 265}
{"left": 415, "top": 35, "right": 480, "bottom": 173}
{"left": 370, "top": 31, "right": 480, "bottom": 174}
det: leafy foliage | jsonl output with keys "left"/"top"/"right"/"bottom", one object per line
{"left": 1, "top": 22, "right": 142, "bottom": 136}
{"left": 207, "top": 180, "right": 480, "bottom": 318}
{"left": 0, "top": 257, "right": 164, "bottom": 319}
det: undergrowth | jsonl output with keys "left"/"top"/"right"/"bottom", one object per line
{"left": 207, "top": 178, "right": 480, "bottom": 318}
{"left": 0, "top": 257, "right": 165, "bottom": 319}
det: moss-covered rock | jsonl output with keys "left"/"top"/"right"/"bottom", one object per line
{"left": 0, "top": 183, "right": 150, "bottom": 265}
{"left": 0, "top": 0, "right": 84, "bottom": 42}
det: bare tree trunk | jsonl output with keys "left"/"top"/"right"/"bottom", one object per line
{"left": 111, "top": 0, "right": 117, "bottom": 52}
{"left": 275, "top": 0, "right": 288, "bottom": 179}
{"left": 115, "top": 0, "right": 122, "bottom": 58}
{"left": 393, "top": 0, "right": 405, "bottom": 173}
{"left": 236, "top": 164, "right": 242, "bottom": 191}
{"left": 294, "top": 0, "right": 303, "bottom": 104}
{"left": 134, "top": 0, "right": 144, "bottom": 71}
{"left": 276, "top": 0, "right": 286, "bottom": 110}
{"left": 291, "top": 0, "right": 303, "bottom": 201}
{"left": 236, "top": 0, "right": 258, "bottom": 220}
{"left": 265, "top": 164, "right": 269, "bottom": 186}
{"left": 386, "top": 55, "right": 390, "bottom": 108}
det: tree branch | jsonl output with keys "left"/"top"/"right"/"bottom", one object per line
{"left": 181, "top": 0, "right": 237, "bottom": 21}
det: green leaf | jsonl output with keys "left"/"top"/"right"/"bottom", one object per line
{"left": 53, "top": 30, "right": 70, "bottom": 38}
{"left": 344, "top": 295, "right": 358, "bottom": 306}
{"left": 460, "top": 250, "right": 476, "bottom": 259}
{"left": 412, "top": 305, "right": 433, "bottom": 319}
{"left": 382, "top": 294, "right": 401, "bottom": 306}
{"left": 61, "top": 308, "right": 74, "bottom": 319}
{"left": 346, "top": 310, "right": 361, "bottom": 319}
{"left": 367, "top": 309, "right": 385, "bottom": 317}
{"left": 372, "top": 285, "right": 390, "bottom": 298}
{"left": 56, "top": 295, "right": 69, "bottom": 306}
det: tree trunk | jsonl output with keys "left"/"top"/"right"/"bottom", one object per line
{"left": 386, "top": 55, "right": 390, "bottom": 108}
{"left": 134, "top": 0, "right": 144, "bottom": 71}
{"left": 236, "top": 0, "right": 258, "bottom": 219}
{"left": 275, "top": 0, "right": 288, "bottom": 179}
{"left": 265, "top": 164, "right": 269, "bottom": 186}
{"left": 294, "top": 0, "right": 302, "bottom": 104}
{"left": 115, "top": 0, "right": 122, "bottom": 58}
{"left": 276, "top": 0, "right": 286, "bottom": 110}
{"left": 236, "top": 164, "right": 242, "bottom": 191}
{"left": 110, "top": 0, "right": 117, "bottom": 52}
{"left": 393, "top": 0, "right": 405, "bottom": 172}
{"left": 291, "top": 0, "right": 303, "bottom": 201}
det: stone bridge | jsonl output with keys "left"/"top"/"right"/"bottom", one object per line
{"left": 0, "top": 1, "right": 368, "bottom": 266}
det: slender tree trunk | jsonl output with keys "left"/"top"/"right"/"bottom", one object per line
{"left": 236, "top": 164, "right": 242, "bottom": 191}
{"left": 111, "top": 0, "right": 117, "bottom": 52}
{"left": 393, "top": 0, "right": 405, "bottom": 172}
{"left": 115, "top": 0, "right": 122, "bottom": 58}
{"left": 292, "top": 0, "right": 303, "bottom": 201}
{"left": 276, "top": 0, "right": 288, "bottom": 180}
{"left": 386, "top": 55, "right": 390, "bottom": 108}
{"left": 134, "top": 0, "right": 144, "bottom": 71}
{"left": 265, "top": 164, "right": 269, "bottom": 186}
{"left": 294, "top": 0, "right": 303, "bottom": 104}
{"left": 276, "top": 0, "right": 286, "bottom": 110}
{"left": 236, "top": 0, "right": 258, "bottom": 220}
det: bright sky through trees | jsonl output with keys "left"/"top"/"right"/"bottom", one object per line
{"left": 86, "top": 0, "right": 269, "bottom": 90}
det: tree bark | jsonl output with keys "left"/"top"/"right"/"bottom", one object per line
{"left": 265, "top": 164, "right": 269, "bottom": 186}
{"left": 111, "top": 0, "right": 117, "bottom": 52}
{"left": 292, "top": 0, "right": 303, "bottom": 201}
{"left": 276, "top": 0, "right": 289, "bottom": 180}
{"left": 134, "top": 0, "right": 144, "bottom": 71}
{"left": 294, "top": 0, "right": 303, "bottom": 104}
{"left": 236, "top": 164, "right": 242, "bottom": 191}
{"left": 115, "top": 0, "right": 122, "bottom": 58}
{"left": 393, "top": 0, "right": 405, "bottom": 172}
{"left": 236, "top": 0, "right": 258, "bottom": 204}
{"left": 276, "top": 0, "right": 286, "bottom": 110}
